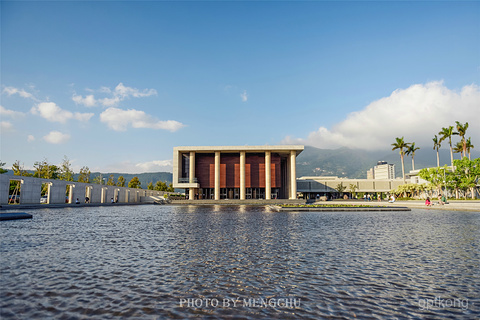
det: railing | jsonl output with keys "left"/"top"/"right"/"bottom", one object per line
{"left": 178, "top": 178, "right": 198, "bottom": 183}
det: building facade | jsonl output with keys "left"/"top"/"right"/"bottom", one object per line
{"left": 366, "top": 161, "right": 396, "bottom": 180}
{"left": 297, "top": 176, "right": 405, "bottom": 199}
{"left": 173, "top": 145, "right": 304, "bottom": 200}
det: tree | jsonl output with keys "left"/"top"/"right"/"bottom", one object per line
{"left": 419, "top": 166, "right": 450, "bottom": 196}
{"left": 452, "top": 157, "right": 480, "bottom": 199}
{"left": 167, "top": 183, "right": 174, "bottom": 192}
{"left": 154, "top": 180, "right": 168, "bottom": 191}
{"left": 107, "top": 174, "right": 116, "bottom": 186}
{"left": 59, "top": 156, "right": 74, "bottom": 181}
{"left": 128, "top": 177, "right": 141, "bottom": 189}
{"left": 0, "top": 161, "right": 7, "bottom": 174}
{"left": 439, "top": 126, "right": 456, "bottom": 169}
{"left": 455, "top": 121, "right": 468, "bottom": 156}
{"left": 12, "top": 160, "right": 31, "bottom": 176}
{"left": 147, "top": 182, "right": 154, "bottom": 190}
{"left": 33, "top": 159, "right": 58, "bottom": 179}
{"left": 406, "top": 142, "right": 420, "bottom": 171}
{"left": 92, "top": 174, "right": 105, "bottom": 185}
{"left": 453, "top": 141, "right": 464, "bottom": 159}
{"left": 335, "top": 183, "right": 346, "bottom": 197}
{"left": 465, "top": 137, "right": 474, "bottom": 160}
{"left": 348, "top": 183, "right": 358, "bottom": 198}
{"left": 391, "top": 137, "right": 409, "bottom": 183}
{"left": 433, "top": 135, "right": 441, "bottom": 167}
{"left": 78, "top": 166, "right": 91, "bottom": 183}
{"left": 116, "top": 176, "right": 125, "bottom": 187}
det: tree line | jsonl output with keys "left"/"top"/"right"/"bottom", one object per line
{"left": 392, "top": 121, "right": 478, "bottom": 199}
{"left": 0, "top": 157, "right": 174, "bottom": 192}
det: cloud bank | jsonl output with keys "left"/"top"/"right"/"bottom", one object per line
{"left": 43, "top": 131, "right": 70, "bottom": 144}
{"left": 72, "top": 83, "right": 157, "bottom": 107}
{"left": 0, "top": 106, "right": 25, "bottom": 118}
{"left": 31, "top": 102, "right": 94, "bottom": 123}
{"left": 283, "top": 81, "right": 480, "bottom": 150}
{"left": 2, "top": 86, "right": 37, "bottom": 100}
{"left": 100, "top": 107, "right": 185, "bottom": 132}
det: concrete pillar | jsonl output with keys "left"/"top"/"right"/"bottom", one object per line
{"left": 18, "top": 178, "right": 42, "bottom": 204}
{"left": 90, "top": 185, "right": 102, "bottom": 203}
{"left": 290, "top": 150, "right": 297, "bottom": 199}
{"left": 70, "top": 184, "right": 84, "bottom": 204}
{"left": 106, "top": 187, "right": 115, "bottom": 203}
{"left": 215, "top": 151, "right": 220, "bottom": 200}
{"left": 240, "top": 151, "right": 246, "bottom": 200}
{"left": 101, "top": 187, "right": 107, "bottom": 203}
{"left": 0, "top": 175, "right": 11, "bottom": 205}
{"left": 48, "top": 181, "right": 68, "bottom": 204}
{"left": 265, "top": 151, "right": 271, "bottom": 200}
{"left": 189, "top": 151, "right": 195, "bottom": 200}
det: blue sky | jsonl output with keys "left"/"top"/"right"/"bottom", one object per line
{"left": 1, "top": 1, "right": 479, "bottom": 173}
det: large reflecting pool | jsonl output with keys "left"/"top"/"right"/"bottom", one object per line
{"left": 1, "top": 205, "right": 479, "bottom": 319}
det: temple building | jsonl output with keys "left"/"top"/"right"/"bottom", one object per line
{"left": 173, "top": 145, "right": 304, "bottom": 200}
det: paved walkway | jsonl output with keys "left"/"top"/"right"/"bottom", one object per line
{"left": 316, "top": 200, "right": 480, "bottom": 212}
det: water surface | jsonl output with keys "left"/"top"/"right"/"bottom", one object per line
{"left": 1, "top": 205, "right": 479, "bottom": 319}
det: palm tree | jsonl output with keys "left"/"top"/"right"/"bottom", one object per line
{"left": 453, "top": 141, "right": 464, "bottom": 158}
{"left": 432, "top": 135, "right": 441, "bottom": 167}
{"left": 455, "top": 121, "right": 469, "bottom": 156}
{"left": 406, "top": 142, "right": 420, "bottom": 171}
{"left": 438, "top": 126, "right": 455, "bottom": 168}
{"left": 465, "top": 137, "right": 474, "bottom": 160}
{"left": 391, "top": 137, "right": 409, "bottom": 183}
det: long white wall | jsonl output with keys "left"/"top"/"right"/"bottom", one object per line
{"left": 0, "top": 174, "right": 169, "bottom": 205}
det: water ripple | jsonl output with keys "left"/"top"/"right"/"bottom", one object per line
{"left": 1, "top": 206, "right": 479, "bottom": 319}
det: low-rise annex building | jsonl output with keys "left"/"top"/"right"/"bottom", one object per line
{"left": 173, "top": 145, "right": 304, "bottom": 200}
{"left": 297, "top": 176, "right": 405, "bottom": 199}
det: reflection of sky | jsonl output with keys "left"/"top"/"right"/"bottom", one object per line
{"left": 2, "top": 206, "right": 478, "bottom": 319}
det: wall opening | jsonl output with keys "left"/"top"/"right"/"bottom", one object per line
{"left": 41, "top": 182, "right": 49, "bottom": 204}
{"left": 8, "top": 179, "right": 21, "bottom": 205}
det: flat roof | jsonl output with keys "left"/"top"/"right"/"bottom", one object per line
{"left": 174, "top": 145, "right": 304, "bottom": 155}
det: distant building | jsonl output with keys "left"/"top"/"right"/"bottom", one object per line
{"left": 367, "top": 168, "right": 374, "bottom": 180}
{"left": 367, "top": 161, "right": 395, "bottom": 180}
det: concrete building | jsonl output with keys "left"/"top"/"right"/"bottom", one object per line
{"left": 297, "top": 176, "right": 404, "bottom": 200}
{"left": 367, "top": 161, "right": 396, "bottom": 180}
{"left": 0, "top": 174, "right": 169, "bottom": 206}
{"left": 173, "top": 145, "right": 304, "bottom": 200}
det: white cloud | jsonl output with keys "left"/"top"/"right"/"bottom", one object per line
{"left": 31, "top": 102, "right": 94, "bottom": 123}
{"left": 0, "top": 106, "right": 25, "bottom": 118}
{"left": 2, "top": 86, "right": 37, "bottom": 100}
{"left": 0, "top": 121, "right": 14, "bottom": 132}
{"left": 100, "top": 160, "right": 173, "bottom": 173}
{"left": 27, "top": 135, "right": 35, "bottom": 142}
{"left": 241, "top": 90, "right": 248, "bottom": 102}
{"left": 283, "top": 81, "right": 480, "bottom": 150}
{"left": 43, "top": 131, "right": 71, "bottom": 144}
{"left": 72, "top": 94, "right": 97, "bottom": 107}
{"left": 135, "top": 160, "right": 173, "bottom": 172}
{"left": 72, "top": 83, "right": 157, "bottom": 107}
{"left": 99, "top": 107, "right": 185, "bottom": 132}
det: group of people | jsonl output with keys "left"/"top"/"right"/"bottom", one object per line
{"left": 425, "top": 195, "right": 448, "bottom": 207}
